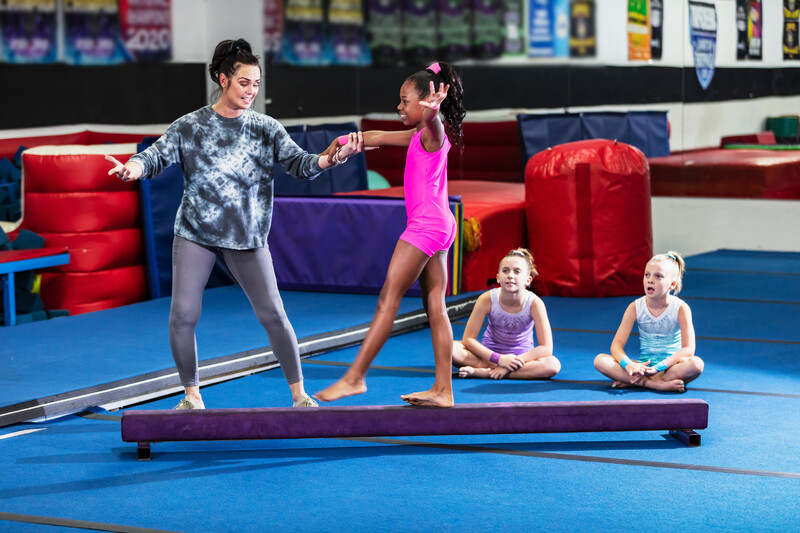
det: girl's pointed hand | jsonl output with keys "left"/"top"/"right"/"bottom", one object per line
{"left": 420, "top": 81, "right": 450, "bottom": 111}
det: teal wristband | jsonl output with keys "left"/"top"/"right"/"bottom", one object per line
{"left": 619, "top": 356, "right": 631, "bottom": 369}
{"left": 654, "top": 361, "right": 668, "bottom": 372}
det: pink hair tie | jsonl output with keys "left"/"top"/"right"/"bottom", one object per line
{"left": 427, "top": 62, "right": 441, "bottom": 74}
{"left": 337, "top": 135, "right": 349, "bottom": 146}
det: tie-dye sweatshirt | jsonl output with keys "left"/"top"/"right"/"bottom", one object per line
{"left": 129, "top": 105, "right": 323, "bottom": 249}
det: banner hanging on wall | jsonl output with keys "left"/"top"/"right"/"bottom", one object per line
{"left": 688, "top": 1, "right": 716, "bottom": 90}
{"left": 63, "top": 0, "right": 130, "bottom": 64}
{"left": 527, "top": 0, "right": 568, "bottom": 58}
{"left": 0, "top": 0, "right": 58, "bottom": 63}
{"left": 627, "top": 0, "right": 650, "bottom": 61}
{"left": 264, "top": 0, "right": 283, "bottom": 63}
{"left": 736, "top": 0, "right": 747, "bottom": 59}
{"left": 784, "top": 0, "right": 799, "bottom": 60}
{"left": 569, "top": 0, "right": 595, "bottom": 58}
{"left": 650, "top": 0, "right": 662, "bottom": 59}
{"left": 747, "top": 0, "right": 762, "bottom": 59}
{"left": 118, "top": 0, "right": 171, "bottom": 63}
{"left": 328, "top": 0, "right": 370, "bottom": 65}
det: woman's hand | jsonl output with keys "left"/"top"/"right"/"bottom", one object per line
{"left": 337, "top": 131, "right": 364, "bottom": 160}
{"left": 105, "top": 155, "right": 142, "bottom": 182}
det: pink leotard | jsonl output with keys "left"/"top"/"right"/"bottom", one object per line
{"left": 399, "top": 129, "right": 457, "bottom": 256}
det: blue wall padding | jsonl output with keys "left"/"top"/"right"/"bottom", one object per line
{"left": 273, "top": 122, "right": 368, "bottom": 195}
{"left": 517, "top": 111, "right": 670, "bottom": 163}
{"left": 138, "top": 122, "right": 368, "bottom": 300}
{"left": 10, "top": 229, "right": 45, "bottom": 250}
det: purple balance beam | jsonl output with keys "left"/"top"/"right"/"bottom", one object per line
{"left": 122, "top": 399, "right": 708, "bottom": 459}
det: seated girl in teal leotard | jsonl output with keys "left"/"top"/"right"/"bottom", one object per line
{"left": 453, "top": 248, "right": 560, "bottom": 380}
{"left": 593, "top": 251, "right": 704, "bottom": 392}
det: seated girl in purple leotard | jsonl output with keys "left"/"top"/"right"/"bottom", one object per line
{"left": 315, "top": 61, "right": 466, "bottom": 407}
{"left": 453, "top": 248, "right": 561, "bottom": 380}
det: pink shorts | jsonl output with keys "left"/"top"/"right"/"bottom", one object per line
{"left": 400, "top": 217, "right": 457, "bottom": 257}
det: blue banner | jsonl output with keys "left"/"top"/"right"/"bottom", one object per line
{"left": 689, "top": 1, "right": 717, "bottom": 91}
{"left": 0, "top": 0, "right": 58, "bottom": 63}
{"left": 527, "top": 0, "right": 568, "bottom": 58}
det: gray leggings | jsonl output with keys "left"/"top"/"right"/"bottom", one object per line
{"left": 169, "top": 236, "right": 302, "bottom": 387}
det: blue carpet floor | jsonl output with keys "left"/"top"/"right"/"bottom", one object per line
{"left": 0, "top": 249, "right": 798, "bottom": 532}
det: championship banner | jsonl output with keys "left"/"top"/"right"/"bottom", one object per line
{"left": 365, "top": 0, "right": 401, "bottom": 65}
{"left": 627, "top": 0, "right": 650, "bottom": 61}
{"left": 747, "top": 0, "right": 762, "bottom": 60}
{"left": 401, "top": 0, "right": 437, "bottom": 66}
{"left": 264, "top": 0, "right": 282, "bottom": 63}
{"left": 0, "top": 0, "right": 58, "bottom": 63}
{"left": 63, "top": 0, "right": 130, "bottom": 64}
{"left": 471, "top": 0, "right": 503, "bottom": 59}
{"left": 784, "top": 0, "right": 799, "bottom": 60}
{"left": 650, "top": 0, "right": 662, "bottom": 59}
{"left": 438, "top": 0, "right": 471, "bottom": 62}
{"left": 527, "top": 0, "right": 568, "bottom": 58}
{"left": 503, "top": 0, "right": 526, "bottom": 57}
{"left": 328, "top": 0, "right": 370, "bottom": 65}
{"left": 569, "top": 0, "right": 594, "bottom": 57}
{"left": 688, "top": 1, "right": 716, "bottom": 91}
{"left": 118, "top": 0, "right": 171, "bottom": 63}
{"left": 282, "top": 0, "right": 326, "bottom": 65}
{"left": 736, "top": 0, "right": 747, "bottom": 59}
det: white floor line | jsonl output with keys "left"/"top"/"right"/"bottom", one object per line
{"left": 0, "top": 428, "right": 46, "bottom": 440}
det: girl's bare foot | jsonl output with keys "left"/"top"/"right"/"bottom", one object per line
{"left": 645, "top": 378, "right": 685, "bottom": 392}
{"left": 611, "top": 381, "right": 630, "bottom": 389}
{"left": 313, "top": 377, "right": 367, "bottom": 402}
{"left": 400, "top": 389, "right": 454, "bottom": 407}
{"left": 458, "top": 366, "right": 491, "bottom": 378}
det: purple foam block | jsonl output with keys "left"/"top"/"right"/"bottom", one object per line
{"left": 122, "top": 400, "right": 708, "bottom": 458}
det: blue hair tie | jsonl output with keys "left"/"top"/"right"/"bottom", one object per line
{"left": 664, "top": 252, "right": 678, "bottom": 262}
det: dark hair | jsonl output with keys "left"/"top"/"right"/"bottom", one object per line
{"left": 405, "top": 61, "right": 466, "bottom": 149}
{"left": 208, "top": 38, "right": 261, "bottom": 90}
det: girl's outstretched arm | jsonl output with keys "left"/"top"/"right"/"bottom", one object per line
{"left": 420, "top": 81, "right": 449, "bottom": 152}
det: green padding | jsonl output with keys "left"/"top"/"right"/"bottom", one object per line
{"left": 766, "top": 116, "right": 799, "bottom": 138}
{"left": 724, "top": 144, "right": 800, "bottom": 150}
{"left": 367, "top": 170, "right": 391, "bottom": 190}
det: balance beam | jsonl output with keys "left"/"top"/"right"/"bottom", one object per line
{"left": 122, "top": 399, "right": 708, "bottom": 459}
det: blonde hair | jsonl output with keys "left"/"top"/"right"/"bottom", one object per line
{"left": 648, "top": 250, "right": 686, "bottom": 294}
{"left": 502, "top": 248, "right": 538, "bottom": 278}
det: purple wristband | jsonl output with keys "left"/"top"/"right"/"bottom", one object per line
{"left": 489, "top": 352, "right": 501, "bottom": 364}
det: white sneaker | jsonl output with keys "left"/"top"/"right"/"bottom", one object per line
{"left": 292, "top": 394, "right": 318, "bottom": 408}
{"left": 173, "top": 396, "right": 205, "bottom": 410}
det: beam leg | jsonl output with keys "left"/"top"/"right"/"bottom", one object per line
{"left": 137, "top": 442, "right": 151, "bottom": 460}
{"left": 669, "top": 429, "right": 701, "bottom": 447}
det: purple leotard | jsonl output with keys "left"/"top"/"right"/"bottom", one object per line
{"left": 481, "top": 288, "right": 536, "bottom": 355}
{"left": 399, "top": 129, "right": 457, "bottom": 256}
